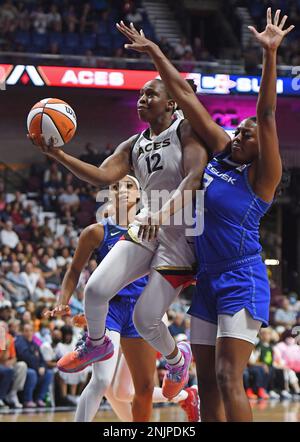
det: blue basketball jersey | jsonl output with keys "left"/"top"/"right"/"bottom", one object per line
{"left": 195, "top": 152, "right": 272, "bottom": 272}
{"left": 94, "top": 217, "right": 148, "bottom": 297}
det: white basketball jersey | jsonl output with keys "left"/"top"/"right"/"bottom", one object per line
{"left": 131, "top": 118, "right": 185, "bottom": 214}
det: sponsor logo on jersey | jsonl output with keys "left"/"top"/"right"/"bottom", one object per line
{"left": 137, "top": 138, "right": 171, "bottom": 159}
{"left": 207, "top": 163, "right": 236, "bottom": 185}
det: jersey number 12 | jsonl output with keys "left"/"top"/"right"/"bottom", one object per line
{"left": 146, "top": 153, "right": 163, "bottom": 174}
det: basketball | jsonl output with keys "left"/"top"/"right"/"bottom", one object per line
{"left": 27, "top": 98, "right": 77, "bottom": 147}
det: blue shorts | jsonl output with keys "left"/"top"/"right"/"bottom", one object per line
{"left": 106, "top": 295, "right": 141, "bottom": 338}
{"left": 188, "top": 257, "right": 270, "bottom": 327}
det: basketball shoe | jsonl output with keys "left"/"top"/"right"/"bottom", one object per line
{"left": 57, "top": 335, "right": 113, "bottom": 373}
{"left": 162, "top": 341, "right": 192, "bottom": 399}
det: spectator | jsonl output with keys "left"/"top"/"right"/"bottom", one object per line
{"left": 0, "top": 320, "right": 27, "bottom": 408}
{"left": 274, "top": 330, "right": 300, "bottom": 378}
{"left": 69, "top": 289, "right": 84, "bottom": 316}
{"left": 80, "top": 49, "right": 98, "bottom": 68}
{"left": 55, "top": 325, "right": 89, "bottom": 406}
{"left": 40, "top": 328, "right": 62, "bottom": 371}
{"left": 15, "top": 323, "right": 54, "bottom": 408}
{"left": 20, "top": 262, "right": 41, "bottom": 298}
{"left": 34, "top": 278, "right": 56, "bottom": 304}
{"left": 245, "top": 351, "right": 269, "bottom": 400}
{"left": 0, "top": 300, "right": 12, "bottom": 322}
{"left": 274, "top": 297, "right": 297, "bottom": 329}
{"left": 193, "top": 36, "right": 202, "bottom": 60}
{"left": 0, "top": 356, "right": 13, "bottom": 409}
{"left": 0, "top": 220, "right": 20, "bottom": 248}
{"left": 38, "top": 254, "right": 61, "bottom": 289}
{"left": 125, "top": 6, "right": 143, "bottom": 27}
{"left": 58, "top": 185, "right": 80, "bottom": 220}
{"left": 169, "top": 308, "right": 186, "bottom": 337}
{"left": 31, "top": 5, "right": 48, "bottom": 34}
{"left": 63, "top": 4, "right": 78, "bottom": 33}
{"left": 174, "top": 37, "right": 193, "bottom": 59}
{"left": 47, "top": 4, "right": 62, "bottom": 32}
{"left": 253, "top": 328, "right": 282, "bottom": 399}
{"left": 79, "top": 143, "right": 102, "bottom": 166}
{"left": 6, "top": 261, "right": 29, "bottom": 303}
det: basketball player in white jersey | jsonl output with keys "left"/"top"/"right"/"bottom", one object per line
{"left": 29, "top": 78, "right": 208, "bottom": 400}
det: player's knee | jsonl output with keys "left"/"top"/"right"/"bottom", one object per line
{"left": 84, "top": 279, "right": 103, "bottom": 302}
{"left": 216, "top": 360, "right": 240, "bottom": 392}
{"left": 113, "top": 383, "right": 132, "bottom": 402}
{"left": 132, "top": 307, "right": 153, "bottom": 339}
{"left": 90, "top": 373, "right": 111, "bottom": 393}
{"left": 134, "top": 380, "right": 154, "bottom": 401}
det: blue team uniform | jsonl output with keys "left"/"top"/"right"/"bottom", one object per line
{"left": 95, "top": 217, "right": 148, "bottom": 338}
{"left": 188, "top": 152, "right": 272, "bottom": 327}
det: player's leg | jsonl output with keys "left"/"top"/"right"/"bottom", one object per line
{"left": 74, "top": 330, "right": 121, "bottom": 422}
{"left": 190, "top": 315, "right": 226, "bottom": 422}
{"left": 215, "top": 309, "right": 262, "bottom": 422}
{"left": 58, "top": 241, "right": 153, "bottom": 373}
{"left": 113, "top": 352, "right": 200, "bottom": 422}
{"left": 133, "top": 269, "right": 191, "bottom": 399}
{"left": 119, "top": 337, "right": 156, "bottom": 422}
{"left": 105, "top": 385, "right": 132, "bottom": 422}
{"left": 85, "top": 241, "right": 153, "bottom": 342}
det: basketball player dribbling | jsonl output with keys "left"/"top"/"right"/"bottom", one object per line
{"left": 29, "top": 78, "right": 209, "bottom": 401}
{"left": 116, "top": 7, "right": 294, "bottom": 421}
{"left": 45, "top": 175, "right": 200, "bottom": 422}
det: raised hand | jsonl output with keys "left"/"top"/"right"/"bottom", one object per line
{"left": 116, "top": 21, "right": 154, "bottom": 53}
{"left": 248, "top": 8, "right": 294, "bottom": 51}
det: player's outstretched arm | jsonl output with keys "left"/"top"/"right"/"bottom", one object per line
{"left": 45, "top": 224, "right": 104, "bottom": 317}
{"left": 28, "top": 134, "right": 134, "bottom": 186}
{"left": 248, "top": 8, "right": 294, "bottom": 201}
{"left": 116, "top": 21, "right": 230, "bottom": 153}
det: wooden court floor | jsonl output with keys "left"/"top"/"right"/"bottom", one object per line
{"left": 1, "top": 401, "right": 300, "bottom": 422}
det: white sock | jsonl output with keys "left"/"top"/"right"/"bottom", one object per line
{"left": 165, "top": 349, "right": 184, "bottom": 368}
{"left": 152, "top": 387, "right": 188, "bottom": 403}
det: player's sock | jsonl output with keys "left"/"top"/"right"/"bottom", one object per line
{"left": 86, "top": 316, "right": 107, "bottom": 346}
{"left": 165, "top": 349, "right": 184, "bottom": 368}
{"left": 87, "top": 335, "right": 105, "bottom": 347}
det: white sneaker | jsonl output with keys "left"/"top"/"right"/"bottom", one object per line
{"left": 6, "top": 392, "right": 23, "bottom": 409}
{"left": 0, "top": 399, "right": 9, "bottom": 409}
{"left": 281, "top": 390, "right": 293, "bottom": 400}
{"left": 269, "top": 390, "right": 280, "bottom": 399}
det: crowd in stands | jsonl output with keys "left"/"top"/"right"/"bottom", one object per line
{"left": 0, "top": 144, "right": 300, "bottom": 412}
{"left": 232, "top": 0, "right": 300, "bottom": 71}
{"left": 1, "top": 0, "right": 299, "bottom": 73}
{"left": 0, "top": 0, "right": 155, "bottom": 65}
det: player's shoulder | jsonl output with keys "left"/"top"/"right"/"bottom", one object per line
{"left": 79, "top": 222, "right": 104, "bottom": 245}
{"left": 115, "top": 134, "right": 141, "bottom": 155}
{"left": 176, "top": 118, "right": 196, "bottom": 143}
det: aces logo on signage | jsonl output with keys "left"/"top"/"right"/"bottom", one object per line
{"left": 6, "top": 65, "right": 45, "bottom": 86}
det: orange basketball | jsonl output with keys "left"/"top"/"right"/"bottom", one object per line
{"left": 27, "top": 98, "right": 77, "bottom": 147}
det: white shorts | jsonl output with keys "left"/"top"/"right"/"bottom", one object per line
{"left": 190, "top": 308, "right": 262, "bottom": 346}
{"left": 126, "top": 222, "right": 195, "bottom": 286}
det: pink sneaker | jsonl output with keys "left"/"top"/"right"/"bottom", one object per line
{"left": 57, "top": 335, "right": 114, "bottom": 373}
{"left": 179, "top": 386, "right": 200, "bottom": 422}
{"left": 162, "top": 341, "right": 192, "bottom": 400}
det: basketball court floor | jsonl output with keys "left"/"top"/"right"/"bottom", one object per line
{"left": 1, "top": 401, "right": 299, "bottom": 422}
